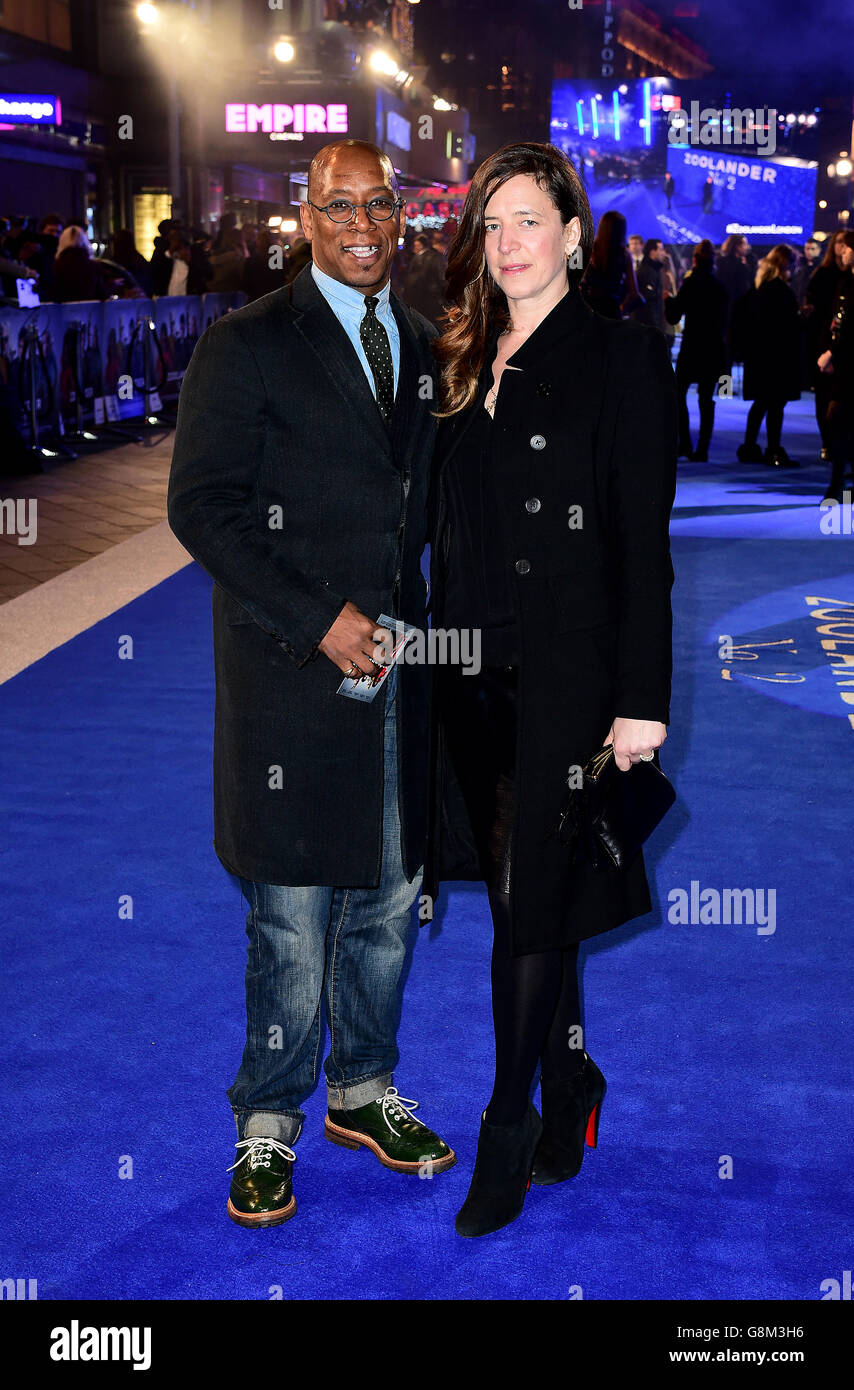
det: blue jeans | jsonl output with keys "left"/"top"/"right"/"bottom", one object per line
{"left": 226, "top": 665, "right": 423, "bottom": 1145}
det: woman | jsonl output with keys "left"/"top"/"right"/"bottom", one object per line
{"left": 804, "top": 231, "right": 846, "bottom": 465}
{"left": 716, "top": 233, "right": 753, "bottom": 373}
{"left": 664, "top": 239, "right": 728, "bottom": 462}
{"left": 736, "top": 244, "right": 802, "bottom": 468}
{"left": 817, "top": 230, "right": 854, "bottom": 503}
{"left": 580, "top": 208, "right": 641, "bottom": 319}
{"left": 423, "top": 143, "right": 677, "bottom": 1238}
{"left": 51, "top": 226, "right": 108, "bottom": 303}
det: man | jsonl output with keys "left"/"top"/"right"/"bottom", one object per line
{"left": 791, "top": 236, "right": 822, "bottom": 307}
{"left": 633, "top": 238, "right": 667, "bottom": 334}
{"left": 628, "top": 233, "right": 644, "bottom": 276}
{"left": 168, "top": 140, "right": 454, "bottom": 1229}
{"left": 402, "top": 231, "right": 447, "bottom": 328}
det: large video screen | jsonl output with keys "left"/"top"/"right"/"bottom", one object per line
{"left": 664, "top": 147, "right": 818, "bottom": 243}
{"left": 550, "top": 77, "right": 817, "bottom": 245}
{"left": 550, "top": 78, "right": 670, "bottom": 187}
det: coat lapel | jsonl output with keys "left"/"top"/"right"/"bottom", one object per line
{"left": 388, "top": 292, "right": 435, "bottom": 478}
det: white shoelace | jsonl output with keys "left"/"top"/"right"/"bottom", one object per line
{"left": 375, "top": 1086, "right": 423, "bottom": 1138}
{"left": 227, "top": 1136, "right": 297, "bottom": 1173}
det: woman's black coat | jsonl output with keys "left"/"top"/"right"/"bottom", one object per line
{"left": 739, "top": 277, "right": 802, "bottom": 403}
{"left": 422, "top": 288, "right": 678, "bottom": 954}
{"left": 664, "top": 265, "right": 727, "bottom": 382}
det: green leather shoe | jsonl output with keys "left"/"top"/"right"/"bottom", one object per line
{"left": 325, "top": 1086, "right": 456, "bottom": 1174}
{"left": 226, "top": 1137, "right": 297, "bottom": 1228}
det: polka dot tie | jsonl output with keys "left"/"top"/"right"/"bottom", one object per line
{"left": 359, "top": 295, "right": 395, "bottom": 423}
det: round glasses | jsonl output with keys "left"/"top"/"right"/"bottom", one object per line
{"left": 307, "top": 197, "right": 403, "bottom": 224}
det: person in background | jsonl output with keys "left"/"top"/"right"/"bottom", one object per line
{"left": 0, "top": 251, "right": 39, "bottom": 298}
{"left": 402, "top": 231, "right": 447, "bottom": 328}
{"left": 51, "top": 226, "right": 108, "bottom": 302}
{"left": 634, "top": 238, "right": 668, "bottom": 335}
{"left": 716, "top": 234, "right": 753, "bottom": 375}
{"left": 111, "top": 228, "right": 154, "bottom": 297}
{"left": 243, "top": 228, "right": 289, "bottom": 301}
{"left": 207, "top": 225, "right": 249, "bottom": 293}
{"left": 817, "top": 230, "right": 854, "bottom": 503}
{"left": 804, "top": 231, "right": 846, "bottom": 462}
{"left": 660, "top": 247, "right": 678, "bottom": 360}
{"left": 792, "top": 237, "right": 822, "bottom": 307}
{"left": 164, "top": 229, "right": 212, "bottom": 297}
{"left": 664, "top": 171, "right": 675, "bottom": 209}
{"left": 149, "top": 218, "right": 179, "bottom": 296}
{"left": 580, "top": 209, "right": 642, "bottom": 320}
{"left": 628, "top": 233, "right": 644, "bottom": 276}
{"left": 737, "top": 244, "right": 802, "bottom": 468}
{"left": 665, "top": 238, "right": 727, "bottom": 462}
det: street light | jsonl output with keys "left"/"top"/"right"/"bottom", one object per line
{"left": 273, "top": 39, "right": 295, "bottom": 63}
{"left": 137, "top": 2, "right": 158, "bottom": 23}
{"left": 370, "top": 51, "right": 400, "bottom": 77}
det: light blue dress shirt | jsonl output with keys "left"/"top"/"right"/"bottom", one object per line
{"left": 311, "top": 261, "right": 400, "bottom": 401}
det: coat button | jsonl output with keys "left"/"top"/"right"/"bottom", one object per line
{"left": 525, "top": 496, "right": 541, "bottom": 513}
{"left": 515, "top": 558, "right": 531, "bottom": 575}
{"left": 530, "top": 434, "right": 546, "bottom": 450}
{"left": 536, "top": 381, "right": 551, "bottom": 396}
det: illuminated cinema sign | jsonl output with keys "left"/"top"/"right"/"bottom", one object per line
{"left": 0, "top": 94, "right": 61, "bottom": 125}
{"left": 224, "top": 103, "right": 348, "bottom": 140}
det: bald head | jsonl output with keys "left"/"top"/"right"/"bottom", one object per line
{"left": 300, "top": 140, "right": 404, "bottom": 295}
{"left": 307, "top": 140, "right": 399, "bottom": 202}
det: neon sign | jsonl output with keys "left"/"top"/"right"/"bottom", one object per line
{"left": 0, "top": 94, "right": 61, "bottom": 125}
{"left": 224, "top": 103, "right": 348, "bottom": 137}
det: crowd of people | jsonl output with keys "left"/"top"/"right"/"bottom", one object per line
{"left": 572, "top": 212, "right": 853, "bottom": 503}
{"left": 3, "top": 201, "right": 851, "bottom": 502}
{"left": 0, "top": 211, "right": 313, "bottom": 304}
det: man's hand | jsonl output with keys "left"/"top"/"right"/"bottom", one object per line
{"left": 318, "top": 601, "right": 392, "bottom": 678}
{"left": 604, "top": 717, "right": 667, "bottom": 772}
{"left": 818, "top": 349, "right": 834, "bottom": 374}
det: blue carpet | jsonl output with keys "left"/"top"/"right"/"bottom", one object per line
{"left": 1, "top": 392, "right": 851, "bottom": 1300}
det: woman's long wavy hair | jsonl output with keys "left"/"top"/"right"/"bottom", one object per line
{"left": 755, "top": 243, "right": 794, "bottom": 288}
{"left": 433, "top": 142, "right": 594, "bottom": 417}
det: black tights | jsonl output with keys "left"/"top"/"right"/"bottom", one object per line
{"left": 745, "top": 398, "right": 784, "bottom": 453}
{"left": 438, "top": 664, "right": 586, "bottom": 1129}
{"left": 486, "top": 887, "right": 583, "bottom": 1125}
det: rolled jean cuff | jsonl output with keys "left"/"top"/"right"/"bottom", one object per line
{"left": 327, "top": 1071, "right": 392, "bottom": 1111}
{"left": 235, "top": 1109, "right": 304, "bottom": 1145}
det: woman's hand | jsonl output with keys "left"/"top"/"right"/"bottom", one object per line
{"left": 604, "top": 718, "right": 667, "bottom": 772}
{"left": 817, "top": 349, "right": 834, "bottom": 374}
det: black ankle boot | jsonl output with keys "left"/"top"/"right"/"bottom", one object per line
{"left": 454, "top": 1101, "right": 542, "bottom": 1238}
{"left": 530, "top": 1054, "right": 606, "bottom": 1186}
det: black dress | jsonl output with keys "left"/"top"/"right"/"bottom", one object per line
{"left": 436, "top": 353, "right": 522, "bottom": 898}
{"left": 441, "top": 379, "right": 521, "bottom": 668}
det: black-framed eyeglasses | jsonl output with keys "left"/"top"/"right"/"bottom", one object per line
{"left": 307, "top": 197, "right": 403, "bottom": 224}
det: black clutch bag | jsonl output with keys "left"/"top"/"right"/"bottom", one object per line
{"left": 557, "top": 744, "right": 676, "bottom": 871}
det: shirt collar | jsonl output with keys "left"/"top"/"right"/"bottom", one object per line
{"left": 311, "top": 260, "right": 391, "bottom": 314}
